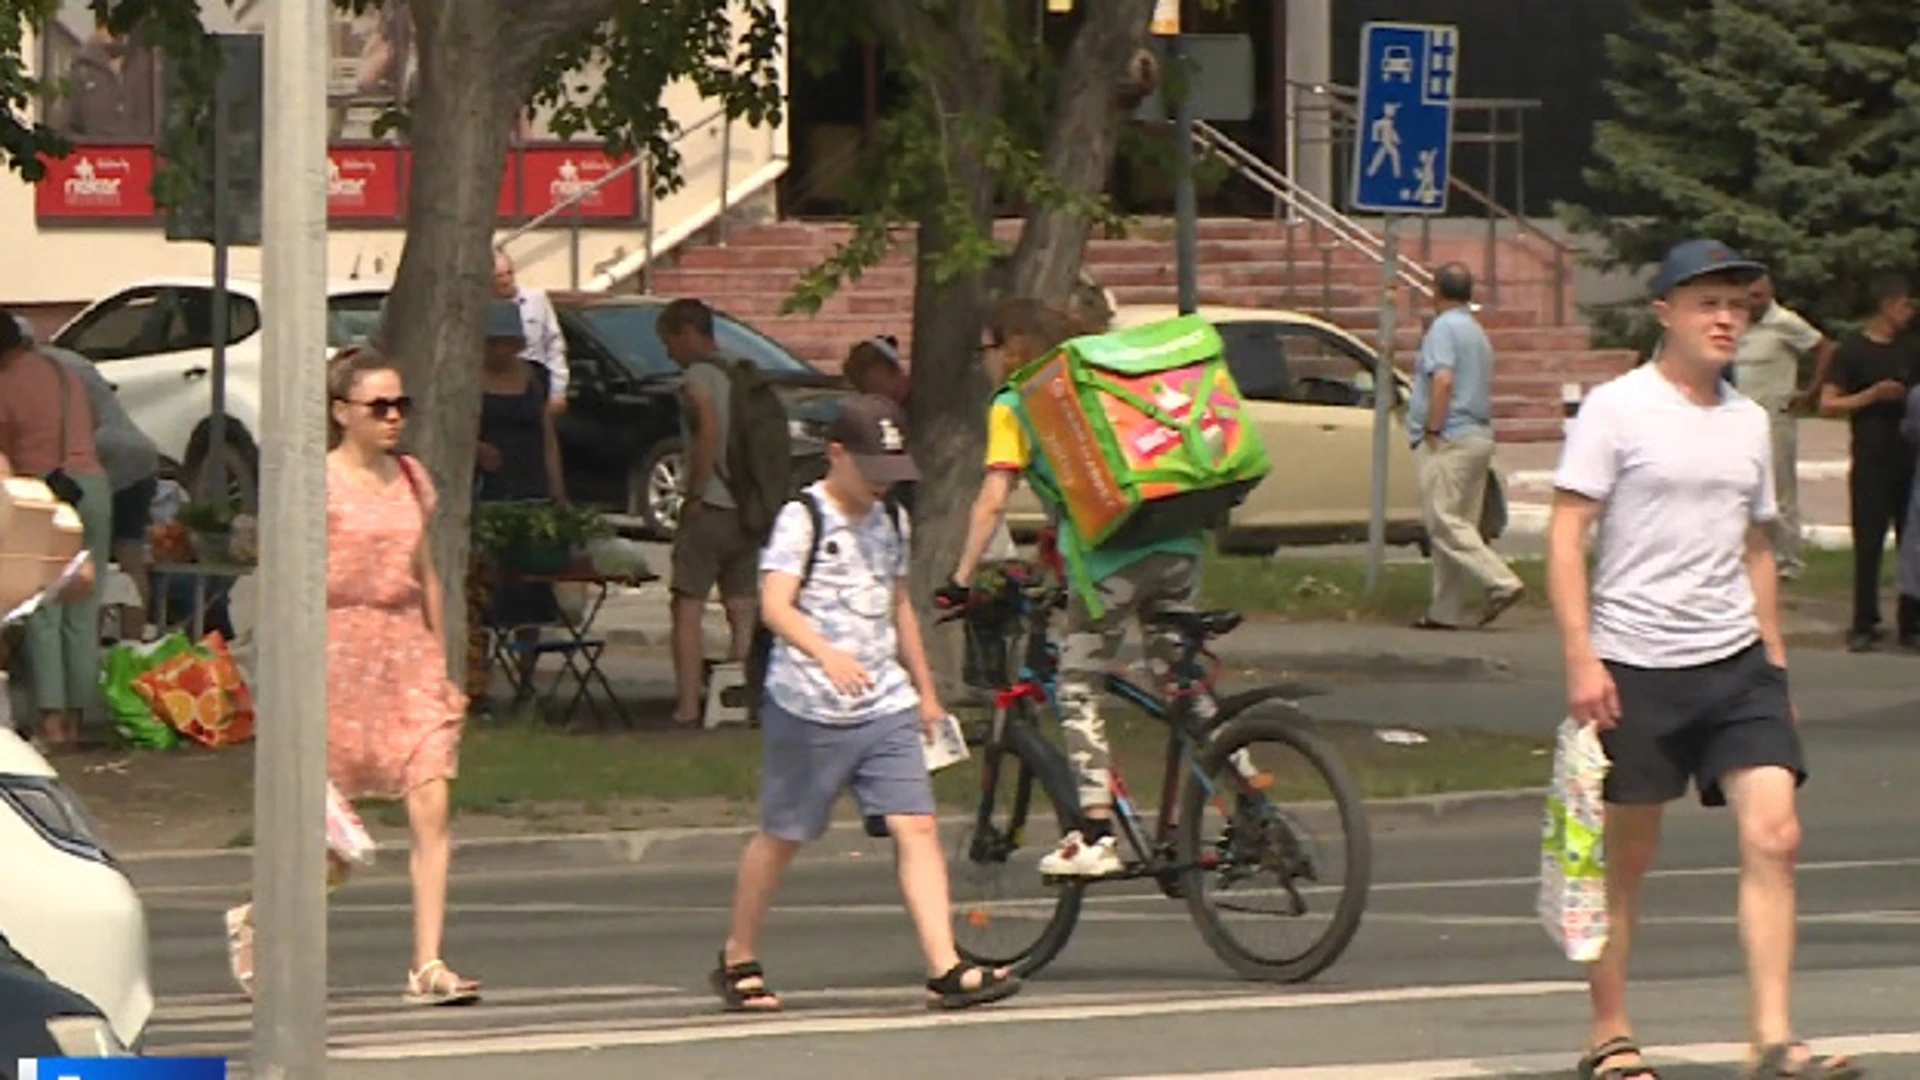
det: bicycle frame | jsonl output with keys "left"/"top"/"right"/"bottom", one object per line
{"left": 974, "top": 573, "right": 1227, "bottom": 883}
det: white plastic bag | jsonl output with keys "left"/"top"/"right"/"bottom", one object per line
{"left": 325, "top": 782, "right": 378, "bottom": 866}
{"left": 1538, "top": 717, "right": 1610, "bottom": 962}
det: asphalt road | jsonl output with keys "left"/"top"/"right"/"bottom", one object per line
{"left": 133, "top": 678, "right": 1920, "bottom": 1080}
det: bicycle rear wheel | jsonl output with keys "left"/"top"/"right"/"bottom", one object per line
{"left": 1176, "top": 702, "right": 1371, "bottom": 982}
{"left": 947, "top": 708, "right": 1085, "bottom": 978}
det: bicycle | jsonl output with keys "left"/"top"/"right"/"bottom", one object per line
{"left": 935, "top": 553, "right": 1372, "bottom": 984}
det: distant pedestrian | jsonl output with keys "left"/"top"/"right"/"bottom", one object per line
{"left": 659, "top": 299, "right": 760, "bottom": 727}
{"left": 1896, "top": 386, "right": 1920, "bottom": 650}
{"left": 711, "top": 395, "right": 1021, "bottom": 1013}
{"left": 1406, "top": 263, "right": 1524, "bottom": 630}
{"left": 1818, "top": 272, "right": 1917, "bottom": 652}
{"left": 492, "top": 248, "right": 569, "bottom": 415}
{"left": 17, "top": 317, "right": 162, "bottom": 639}
{"left": 1549, "top": 240, "right": 1856, "bottom": 1079}
{"left": 841, "top": 335, "right": 915, "bottom": 514}
{"left": 1734, "top": 276, "right": 1836, "bottom": 581}
{"left": 0, "top": 310, "right": 110, "bottom": 752}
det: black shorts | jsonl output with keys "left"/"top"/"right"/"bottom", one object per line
{"left": 110, "top": 476, "right": 158, "bottom": 545}
{"left": 1600, "top": 642, "right": 1807, "bottom": 808}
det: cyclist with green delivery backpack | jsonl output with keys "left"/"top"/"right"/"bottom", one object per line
{"left": 941, "top": 298, "right": 1269, "bottom": 879}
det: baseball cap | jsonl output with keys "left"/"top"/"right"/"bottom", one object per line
{"left": 1649, "top": 239, "right": 1767, "bottom": 298}
{"left": 827, "top": 394, "right": 918, "bottom": 484}
{"left": 484, "top": 299, "right": 525, "bottom": 340}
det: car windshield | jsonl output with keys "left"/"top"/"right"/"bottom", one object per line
{"left": 327, "top": 292, "right": 387, "bottom": 348}
{"left": 575, "top": 304, "right": 816, "bottom": 379}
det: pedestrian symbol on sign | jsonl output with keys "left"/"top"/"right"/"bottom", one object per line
{"left": 1366, "top": 102, "right": 1402, "bottom": 179}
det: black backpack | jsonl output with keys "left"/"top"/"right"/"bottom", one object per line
{"left": 741, "top": 488, "right": 907, "bottom": 714}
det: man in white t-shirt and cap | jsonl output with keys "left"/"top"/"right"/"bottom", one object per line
{"left": 1548, "top": 239, "right": 1859, "bottom": 1080}
{"left": 1733, "top": 275, "right": 1836, "bottom": 580}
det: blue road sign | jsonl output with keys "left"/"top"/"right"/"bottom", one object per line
{"left": 1350, "top": 22, "right": 1457, "bottom": 215}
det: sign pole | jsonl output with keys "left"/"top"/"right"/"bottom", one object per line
{"left": 1171, "top": 32, "right": 1198, "bottom": 315}
{"left": 207, "top": 77, "right": 230, "bottom": 505}
{"left": 250, "top": 0, "right": 330, "bottom": 1077}
{"left": 1365, "top": 217, "right": 1398, "bottom": 593}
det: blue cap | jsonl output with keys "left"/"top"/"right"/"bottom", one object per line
{"left": 485, "top": 299, "right": 525, "bottom": 340}
{"left": 1650, "top": 239, "right": 1767, "bottom": 298}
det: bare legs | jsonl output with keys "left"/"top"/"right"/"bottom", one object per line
{"left": 1588, "top": 767, "right": 1819, "bottom": 1071}
{"left": 406, "top": 779, "right": 453, "bottom": 972}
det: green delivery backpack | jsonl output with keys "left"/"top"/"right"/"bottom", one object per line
{"left": 1003, "top": 314, "right": 1270, "bottom": 550}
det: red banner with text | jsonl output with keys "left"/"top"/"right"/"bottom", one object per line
{"left": 34, "top": 147, "right": 157, "bottom": 220}
{"left": 326, "top": 147, "right": 404, "bottom": 220}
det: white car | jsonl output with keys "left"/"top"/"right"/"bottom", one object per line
{"left": 0, "top": 707, "right": 152, "bottom": 1048}
{"left": 50, "top": 276, "right": 390, "bottom": 507}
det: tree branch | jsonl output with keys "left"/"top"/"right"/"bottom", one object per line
{"left": 1008, "top": 0, "right": 1152, "bottom": 306}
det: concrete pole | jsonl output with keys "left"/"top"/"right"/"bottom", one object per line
{"left": 1365, "top": 218, "right": 1398, "bottom": 594}
{"left": 1172, "top": 34, "right": 1198, "bottom": 315}
{"left": 1286, "top": 0, "right": 1333, "bottom": 202}
{"left": 250, "top": 0, "right": 331, "bottom": 1076}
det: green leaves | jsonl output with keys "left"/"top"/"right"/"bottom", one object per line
{"left": 1563, "top": 0, "right": 1920, "bottom": 334}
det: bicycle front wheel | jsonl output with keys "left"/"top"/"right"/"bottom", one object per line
{"left": 947, "top": 710, "right": 1085, "bottom": 978}
{"left": 1176, "top": 703, "right": 1372, "bottom": 983}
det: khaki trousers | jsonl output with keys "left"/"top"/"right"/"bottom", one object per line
{"left": 1415, "top": 435, "right": 1522, "bottom": 625}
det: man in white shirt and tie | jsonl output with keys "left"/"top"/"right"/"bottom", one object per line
{"left": 492, "top": 248, "right": 569, "bottom": 415}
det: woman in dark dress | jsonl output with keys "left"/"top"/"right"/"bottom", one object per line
{"left": 466, "top": 299, "right": 568, "bottom": 700}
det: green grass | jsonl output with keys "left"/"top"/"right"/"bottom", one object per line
{"left": 1200, "top": 547, "right": 1864, "bottom": 624}
{"left": 383, "top": 708, "right": 1549, "bottom": 820}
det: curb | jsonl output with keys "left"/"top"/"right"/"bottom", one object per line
{"left": 1503, "top": 501, "right": 1862, "bottom": 550}
{"left": 121, "top": 787, "right": 1545, "bottom": 890}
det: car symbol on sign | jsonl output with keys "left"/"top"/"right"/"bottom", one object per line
{"left": 1380, "top": 45, "right": 1414, "bottom": 82}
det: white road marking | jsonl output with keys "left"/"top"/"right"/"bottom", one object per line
{"left": 326, "top": 980, "right": 1587, "bottom": 1061}
{"left": 139, "top": 852, "right": 1920, "bottom": 909}
{"left": 1112, "top": 1030, "right": 1920, "bottom": 1079}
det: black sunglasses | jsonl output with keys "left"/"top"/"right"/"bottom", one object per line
{"left": 338, "top": 395, "right": 413, "bottom": 420}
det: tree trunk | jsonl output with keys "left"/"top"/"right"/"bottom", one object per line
{"left": 871, "top": 0, "right": 1005, "bottom": 690}
{"left": 382, "top": 0, "right": 614, "bottom": 681}
{"left": 1008, "top": 0, "right": 1154, "bottom": 307}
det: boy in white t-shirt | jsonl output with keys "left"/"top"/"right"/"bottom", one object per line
{"left": 709, "top": 395, "right": 1021, "bottom": 1014}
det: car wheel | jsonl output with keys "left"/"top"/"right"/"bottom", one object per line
{"left": 184, "top": 433, "right": 259, "bottom": 513}
{"left": 629, "top": 439, "right": 685, "bottom": 538}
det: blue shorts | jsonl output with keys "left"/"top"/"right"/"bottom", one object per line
{"left": 759, "top": 697, "right": 934, "bottom": 843}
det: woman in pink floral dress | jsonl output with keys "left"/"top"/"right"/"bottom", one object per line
{"left": 225, "top": 347, "right": 479, "bottom": 1006}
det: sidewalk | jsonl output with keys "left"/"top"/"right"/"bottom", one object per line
{"left": 1499, "top": 417, "right": 1858, "bottom": 547}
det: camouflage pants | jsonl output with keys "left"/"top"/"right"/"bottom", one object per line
{"left": 1057, "top": 552, "right": 1212, "bottom": 812}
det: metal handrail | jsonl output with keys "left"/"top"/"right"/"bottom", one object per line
{"left": 1193, "top": 119, "right": 1435, "bottom": 300}
{"left": 497, "top": 106, "right": 734, "bottom": 289}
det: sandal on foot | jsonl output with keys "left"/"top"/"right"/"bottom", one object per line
{"left": 1411, "top": 616, "right": 1459, "bottom": 631}
{"left": 1579, "top": 1036, "right": 1661, "bottom": 1079}
{"left": 710, "top": 949, "right": 781, "bottom": 1011}
{"left": 223, "top": 904, "right": 255, "bottom": 1001}
{"left": 404, "top": 960, "right": 481, "bottom": 1006}
{"left": 1747, "top": 1042, "right": 1863, "bottom": 1079}
{"left": 924, "top": 963, "right": 1021, "bottom": 1011}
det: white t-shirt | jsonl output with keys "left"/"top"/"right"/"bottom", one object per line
{"left": 1553, "top": 364, "right": 1777, "bottom": 669}
{"left": 760, "top": 484, "right": 919, "bottom": 724}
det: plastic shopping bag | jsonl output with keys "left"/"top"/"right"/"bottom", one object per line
{"left": 101, "top": 634, "right": 194, "bottom": 750}
{"left": 326, "top": 782, "right": 378, "bottom": 867}
{"left": 1538, "top": 717, "right": 1611, "bottom": 962}
{"left": 130, "top": 630, "right": 257, "bottom": 748}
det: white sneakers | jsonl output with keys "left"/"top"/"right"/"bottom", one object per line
{"left": 1037, "top": 830, "right": 1125, "bottom": 877}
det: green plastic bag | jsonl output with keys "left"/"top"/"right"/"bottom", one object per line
{"left": 1002, "top": 314, "right": 1270, "bottom": 551}
{"left": 101, "top": 634, "right": 194, "bottom": 750}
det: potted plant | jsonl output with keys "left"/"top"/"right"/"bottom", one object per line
{"left": 175, "top": 500, "right": 239, "bottom": 565}
{"left": 473, "top": 501, "right": 613, "bottom": 576}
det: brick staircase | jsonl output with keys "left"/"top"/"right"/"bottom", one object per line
{"left": 641, "top": 217, "right": 1637, "bottom": 442}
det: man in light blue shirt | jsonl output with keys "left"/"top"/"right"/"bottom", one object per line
{"left": 1407, "top": 264, "right": 1523, "bottom": 629}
